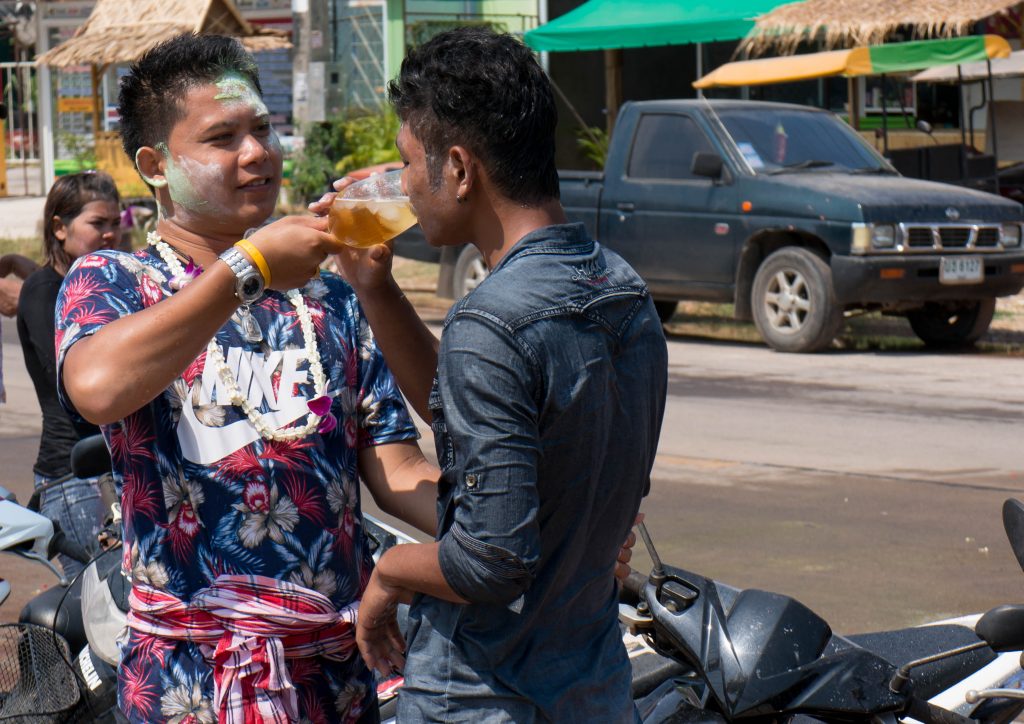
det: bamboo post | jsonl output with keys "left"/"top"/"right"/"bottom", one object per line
{"left": 847, "top": 76, "right": 860, "bottom": 130}
{"left": 604, "top": 48, "right": 622, "bottom": 135}
{"left": 90, "top": 64, "right": 102, "bottom": 137}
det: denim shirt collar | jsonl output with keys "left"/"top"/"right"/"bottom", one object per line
{"left": 489, "top": 222, "right": 594, "bottom": 276}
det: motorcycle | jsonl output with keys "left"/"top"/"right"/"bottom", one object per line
{"left": 0, "top": 434, "right": 123, "bottom": 723}
{"left": 618, "top": 498, "right": 1024, "bottom": 723}
{"left": 0, "top": 491, "right": 120, "bottom": 721}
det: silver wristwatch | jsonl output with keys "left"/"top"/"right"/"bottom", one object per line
{"left": 220, "top": 247, "right": 265, "bottom": 304}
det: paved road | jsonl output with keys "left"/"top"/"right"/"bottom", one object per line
{"left": 635, "top": 332, "right": 1023, "bottom": 634}
{"left": 2, "top": 320, "right": 1022, "bottom": 635}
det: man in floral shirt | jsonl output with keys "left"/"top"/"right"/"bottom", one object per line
{"left": 57, "top": 34, "right": 437, "bottom": 723}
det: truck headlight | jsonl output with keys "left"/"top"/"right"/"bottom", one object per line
{"left": 1000, "top": 223, "right": 1022, "bottom": 247}
{"left": 871, "top": 224, "right": 897, "bottom": 249}
{"left": 851, "top": 223, "right": 897, "bottom": 253}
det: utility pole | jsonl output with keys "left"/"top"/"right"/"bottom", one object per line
{"left": 293, "top": 0, "right": 330, "bottom": 126}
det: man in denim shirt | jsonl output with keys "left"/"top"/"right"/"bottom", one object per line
{"left": 337, "top": 27, "right": 668, "bottom": 721}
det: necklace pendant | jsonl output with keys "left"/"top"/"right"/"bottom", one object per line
{"left": 236, "top": 305, "right": 263, "bottom": 343}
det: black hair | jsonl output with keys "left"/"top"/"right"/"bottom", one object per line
{"left": 117, "top": 33, "right": 262, "bottom": 172}
{"left": 43, "top": 171, "right": 120, "bottom": 273}
{"left": 387, "top": 26, "right": 559, "bottom": 206}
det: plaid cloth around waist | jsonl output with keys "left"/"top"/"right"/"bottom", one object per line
{"left": 127, "top": 574, "right": 359, "bottom": 723}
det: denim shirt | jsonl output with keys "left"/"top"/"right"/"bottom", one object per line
{"left": 399, "top": 223, "right": 668, "bottom": 722}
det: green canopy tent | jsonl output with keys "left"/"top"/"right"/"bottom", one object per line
{"left": 523, "top": 0, "right": 789, "bottom": 130}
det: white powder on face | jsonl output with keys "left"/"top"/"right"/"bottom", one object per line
{"left": 169, "top": 153, "right": 232, "bottom": 218}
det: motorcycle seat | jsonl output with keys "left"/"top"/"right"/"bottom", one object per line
{"left": 842, "top": 623, "right": 996, "bottom": 700}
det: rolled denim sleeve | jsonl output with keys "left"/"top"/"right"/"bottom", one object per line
{"left": 436, "top": 313, "right": 541, "bottom": 606}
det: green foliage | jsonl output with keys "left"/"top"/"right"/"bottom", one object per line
{"left": 334, "top": 109, "right": 401, "bottom": 175}
{"left": 290, "top": 121, "right": 346, "bottom": 204}
{"left": 575, "top": 126, "right": 609, "bottom": 168}
{"left": 290, "top": 109, "right": 401, "bottom": 205}
{"left": 57, "top": 131, "right": 96, "bottom": 172}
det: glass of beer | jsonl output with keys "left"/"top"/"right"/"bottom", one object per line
{"left": 328, "top": 169, "right": 418, "bottom": 248}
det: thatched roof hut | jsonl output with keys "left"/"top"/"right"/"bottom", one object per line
{"left": 35, "top": 0, "right": 290, "bottom": 68}
{"left": 742, "top": 0, "right": 1021, "bottom": 55}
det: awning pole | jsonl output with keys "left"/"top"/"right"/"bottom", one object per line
{"left": 696, "top": 43, "right": 704, "bottom": 99}
{"left": 958, "top": 64, "right": 967, "bottom": 183}
{"left": 847, "top": 76, "right": 860, "bottom": 130}
{"left": 987, "top": 58, "right": 999, "bottom": 193}
{"left": 881, "top": 74, "right": 889, "bottom": 155}
{"left": 957, "top": 63, "right": 967, "bottom": 145}
{"left": 604, "top": 48, "right": 622, "bottom": 134}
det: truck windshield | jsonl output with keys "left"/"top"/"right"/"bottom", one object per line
{"left": 713, "top": 108, "right": 891, "bottom": 175}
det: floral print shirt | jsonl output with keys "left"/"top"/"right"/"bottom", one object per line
{"left": 56, "top": 248, "right": 418, "bottom": 723}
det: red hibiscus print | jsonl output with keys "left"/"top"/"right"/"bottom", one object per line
{"left": 139, "top": 274, "right": 164, "bottom": 308}
{"left": 243, "top": 481, "right": 271, "bottom": 514}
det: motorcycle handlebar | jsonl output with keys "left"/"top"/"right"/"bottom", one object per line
{"left": 621, "top": 570, "right": 648, "bottom": 604}
{"left": 48, "top": 524, "right": 92, "bottom": 565}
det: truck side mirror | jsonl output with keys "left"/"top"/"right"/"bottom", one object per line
{"left": 692, "top": 152, "right": 723, "bottom": 181}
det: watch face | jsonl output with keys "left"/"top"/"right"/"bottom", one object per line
{"left": 242, "top": 276, "right": 262, "bottom": 296}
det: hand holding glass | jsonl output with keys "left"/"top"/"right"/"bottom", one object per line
{"left": 328, "top": 169, "right": 418, "bottom": 248}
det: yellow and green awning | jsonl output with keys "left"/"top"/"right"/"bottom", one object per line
{"left": 694, "top": 34, "right": 1011, "bottom": 89}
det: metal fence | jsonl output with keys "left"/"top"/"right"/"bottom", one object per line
{"left": 2, "top": 60, "right": 40, "bottom": 197}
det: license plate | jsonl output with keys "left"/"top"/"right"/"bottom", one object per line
{"left": 939, "top": 256, "right": 983, "bottom": 285}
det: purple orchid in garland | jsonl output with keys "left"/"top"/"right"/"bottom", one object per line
{"left": 308, "top": 394, "right": 337, "bottom": 434}
{"left": 169, "top": 260, "right": 202, "bottom": 290}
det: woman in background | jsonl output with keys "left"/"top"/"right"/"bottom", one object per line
{"left": 17, "top": 171, "right": 121, "bottom": 577}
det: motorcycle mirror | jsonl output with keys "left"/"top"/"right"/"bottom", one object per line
{"left": 975, "top": 604, "right": 1024, "bottom": 653}
{"left": 636, "top": 521, "right": 666, "bottom": 585}
{"left": 71, "top": 435, "right": 112, "bottom": 479}
{"left": 0, "top": 485, "right": 15, "bottom": 502}
{"left": 1003, "top": 499, "right": 1024, "bottom": 573}
{"left": 916, "top": 119, "right": 934, "bottom": 135}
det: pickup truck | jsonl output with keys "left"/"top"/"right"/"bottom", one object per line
{"left": 423, "top": 99, "right": 1024, "bottom": 352}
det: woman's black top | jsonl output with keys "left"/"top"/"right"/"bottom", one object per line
{"left": 17, "top": 265, "right": 99, "bottom": 477}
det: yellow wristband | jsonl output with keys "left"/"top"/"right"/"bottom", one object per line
{"left": 235, "top": 238, "right": 271, "bottom": 288}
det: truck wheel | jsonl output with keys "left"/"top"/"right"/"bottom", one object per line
{"left": 453, "top": 245, "right": 488, "bottom": 299}
{"left": 654, "top": 301, "right": 677, "bottom": 324}
{"left": 751, "top": 247, "right": 842, "bottom": 353}
{"left": 907, "top": 299, "right": 995, "bottom": 348}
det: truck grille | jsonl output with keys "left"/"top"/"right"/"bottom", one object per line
{"left": 906, "top": 228, "right": 934, "bottom": 248}
{"left": 940, "top": 228, "right": 971, "bottom": 247}
{"left": 899, "top": 224, "right": 1003, "bottom": 252}
{"left": 976, "top": 228, "right": 1001, "bottom": 247}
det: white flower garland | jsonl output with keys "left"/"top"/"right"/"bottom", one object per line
{"left": 148, "top": 231, "right": 328, "bottom": 440}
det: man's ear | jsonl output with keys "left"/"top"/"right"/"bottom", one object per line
{"left": 447, "top": 146, "right": 476, "bottom": 202}
{"left": 134, "top": 146, "right": 168, "bottom": 188}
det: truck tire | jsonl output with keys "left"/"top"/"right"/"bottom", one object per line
{"left": 654, "top": 301, "right": 677, "bottom": 324}
{"left": 907, "top": 299, "right": 995, "bottom": 348}
{"left": 453, "top": 245, "right": 488, "bottom": 300}
{"left": 751, "top": 247, "right": 842, "bottom": 353}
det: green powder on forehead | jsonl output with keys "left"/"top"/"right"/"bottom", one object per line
{"left": 214, "top": 72, "right": 268, "bottom": 117}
